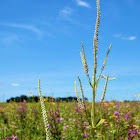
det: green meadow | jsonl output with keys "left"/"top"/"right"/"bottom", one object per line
{"left": 0, "top": 101, "right": 140, "bottom": 139}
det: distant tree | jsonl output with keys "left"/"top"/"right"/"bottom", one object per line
{"left": 6, "top": 95, "right": 88, "bottom": 103}
{"left": 124, "top": 100, "right": 130, "bottom": 102}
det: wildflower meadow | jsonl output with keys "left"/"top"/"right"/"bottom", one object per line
{"left": 0, "top": 100, "right": 140, "bottom": 139}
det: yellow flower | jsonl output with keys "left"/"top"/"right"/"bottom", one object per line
{"left": 12, "top": 125, "right": 17, "bottom": 128}
{"left": 109, "top": 102, "right": 114, "bottom": 105}
{"left": 138, "top": 94, "right": 140, "bottom": 97}
{"left": 133, "top": 125, "right": 139, "bottom": 128}
{"left": 110, "top": 114, "right": 117, "bottom": 118}
{"left": 134, "top": 94, "right": 136, "bottom": 97}
{"left": 23, "top": 99, "right": 27, "bottom": 103}
{"left": 104, "top": 103, "right": 109, "bottom": 107}
{"left": 105, "top": 123, "right": 109, "bottom": 126}
{"left": 29, "top": 92, "right": 33, "bottom": 96}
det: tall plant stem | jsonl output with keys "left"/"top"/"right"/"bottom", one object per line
{"left": 75, "top": 0, "right": 116, "bottom": 138}
{"left": 92, "top": 88, "right": 96, "bottom": 128}
{"left": 92, "top": 61, "right": 97, "bottom": 128}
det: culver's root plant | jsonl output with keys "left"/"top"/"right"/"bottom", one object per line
{"left": 75, "top": 0, "right": 116, "bottom": 137}
{"left": 38, "top": 79, "right": 50, "bottom": 140}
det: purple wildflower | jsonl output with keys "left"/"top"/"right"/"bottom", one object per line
{"left": 56, "top": 118, "right": 60, "bottom": 123}
{"left": 132, "top": 129, "right": 139, "bottom": 138}
{"left": 124, "top": 112, "right": 130, "bottom": 120}
{"left": 48, "top": 111, "right": 52, "bottom": 114}
{"left": 61, "top": 136, "right": 66, "bottom": 140}
{"left": 114, "top": 111, "right": 119, "bottom": 115}
{"left": 128, "top": 129, "right": 132, "bottom": 135}
{"left": 11, "top": 135, "right": 16, "bottom": 138}
{"left": 82, "top": 133, "right": 89, "bottom": 138}
{"left": 82, "top": 121, "right": 87, "bottom": 126}
{"left": 114, "top": 111, "right": 120, "bottom": 119}
{"left": 56, "top": 108, "right": 59, "bottom": 112}
{"left": 63, "top": 126, "right": 67, "bottom": 130}
{"left": 33, "top": 109, "right": 36, "bottom": 115}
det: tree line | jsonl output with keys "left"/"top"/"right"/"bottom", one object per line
{"left": 6, "top": 95, "right": 88, "bottom": 103}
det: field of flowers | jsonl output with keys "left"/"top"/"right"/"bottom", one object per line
{"left": 0, "top": 100, "right": 140, "bottom": 139}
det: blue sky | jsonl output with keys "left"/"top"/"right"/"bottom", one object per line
{"left": 0, "top": 0, "right": 140, "bottom": 102}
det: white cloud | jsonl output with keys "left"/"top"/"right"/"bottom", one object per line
{"left": 58, "top": 7, "right": 74, "bottom": 22}
{"left": 0, "top": 33, "right": 23, "bottom": 48}
{"left": 113, "top": 34, "right": 136, "bottom": 40}
{"left": 76, "top": 0, "right": 90, "bottom": 8}
{"left": 60, "top": 7, "right": 73, "bottom": 15}
{"left": 0, "top": 23, "right": 42, "bottom": 37}
{"left": 128, "top": 36, "right": 136, "bottom": 40}
{"left": 11, "top": 83, "right": 19, "bottom": 87}
{"left": 113, "top": 34, "right": 121, "bottom": 38}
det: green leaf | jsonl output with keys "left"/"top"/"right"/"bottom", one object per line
{"left": 95, "top": 118, "right": 106, "bottom": 128}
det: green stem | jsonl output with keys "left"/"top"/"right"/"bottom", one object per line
{"left": 91, "top": 65, "right": 96, "bottom": 128}
{"left": 92, "top": 89, "right": 95, "bottom": 128}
